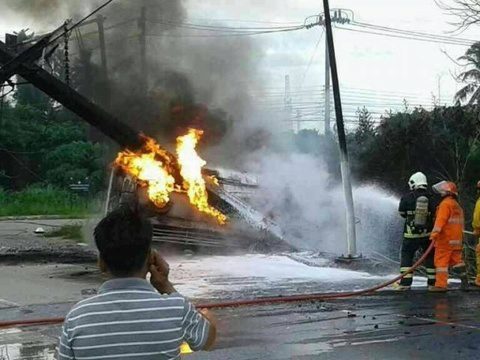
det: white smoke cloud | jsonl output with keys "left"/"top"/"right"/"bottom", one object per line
{"left": 244, "top": 150, "right": 402, "bottom": 256}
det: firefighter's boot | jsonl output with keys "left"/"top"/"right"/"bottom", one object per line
{"left": 428, "top": 286, "right": 448, "bottom": 292}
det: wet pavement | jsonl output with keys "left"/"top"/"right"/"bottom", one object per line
{"left": 1, "top": 290, "right": 480, "bottom": 359}
{"left": 1, "top": 220, "right": 479, "bottom": 359}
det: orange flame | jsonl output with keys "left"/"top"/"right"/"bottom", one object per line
{"left": 176, "top": 128, "right": 227, "bottom": 225}
{"left": 114, "top": 138, "right": 176, "bottom": 208}
{"left": 114, "top": 129, "right": 226, "bottom": 224}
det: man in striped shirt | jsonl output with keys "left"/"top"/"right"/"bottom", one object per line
{"left": 58, "top": 206, "right": 216, "bottom": 359}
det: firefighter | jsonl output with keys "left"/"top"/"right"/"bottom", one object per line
{"left": 472, "top": 180, "right": 480, "bottom": 286}
{"left": 394, "top": 172, "right": 436, "bottom": 290}
{"left": 429, "top": 181, "right": 468, "bottom": 292}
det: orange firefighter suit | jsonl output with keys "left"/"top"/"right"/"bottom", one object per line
{"left": 430, "top": 196, "right": 465, "bottom": 288}
{"left": 472, "top": 196, "right": 480, "bottom": 285}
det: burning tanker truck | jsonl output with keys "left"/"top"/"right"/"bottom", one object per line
{"left": 108, "top": 129, "right": 290, "bottom": 253}
{"left": 0, "top": 39, "right": 290, "bottom": 252}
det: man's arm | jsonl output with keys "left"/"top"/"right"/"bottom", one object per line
{"left": 181, "top": 301, "right": 217, "bottom": 351}
{"left": 57, "top": 323, "right": 74, "bottom": 359}
{"left": 149, "top": 250, "right": 176, "bottom": 294}
{"left": 149, "top": 250, "right": 217, "bottom": 350}
{"left": 198, "top": 308, "right": 217, "bottom": 350}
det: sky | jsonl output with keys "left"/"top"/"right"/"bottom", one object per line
{"left": 185, "top": 0, "right": 477, "bottom": 95}
{"left": 2, "top": 0, "right": 480, "bottom": 129}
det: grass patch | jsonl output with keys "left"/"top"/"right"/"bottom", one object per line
{"left": 0, "top": 185, "right": 96, "bottom": 217}
{"left": 45, "top": 224, "right": 84, "bottom": 242}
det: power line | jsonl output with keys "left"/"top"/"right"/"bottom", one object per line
{"left": 146, "top": 18, "right": 304, "bottom": 31}
{"left": 146, "top": 25, "right": 308, "bottom": 38}
{"left": 351, "top": 20, "right": 478, "bottom": 44}
{"left": 43, "top": 0, "right": 118, "bottom": 49}
{"left": 336, "top": 24, "right": 475, "bottom": 47}
{"left": 299, "top": 29, "right": 325, "bottom": 90}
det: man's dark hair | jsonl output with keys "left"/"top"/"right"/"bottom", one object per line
{"left": 94, "top": 206, "right": 152, "bottom": 277}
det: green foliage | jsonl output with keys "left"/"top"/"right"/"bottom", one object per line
{"left": 348, "top": 105, "right": 480, "bottom": 212}
{"left": 0, "top": 85, "right": 106, "bottom": 192}
{"left": 455, "top": 42, "right": 480, "bottom": 105}
{"left": 0, "top": 185, "right": 91, "bottom": 216}
{"left": 44, "top": 141, "right": 104, "bottom": 190}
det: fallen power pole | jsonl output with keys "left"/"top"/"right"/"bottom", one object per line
{"left": 0, "top": 39, "right": 143, "bottom": 150}
{"left": 322, "top": 0, "right": 358, "bottom": 258}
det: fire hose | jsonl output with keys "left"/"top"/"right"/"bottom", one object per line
{"left": 0, "top": 241, "right": 435, "bottom": 329}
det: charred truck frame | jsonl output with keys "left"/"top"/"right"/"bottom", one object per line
{"left": 0, "top": 33, "right": 290, "bottom": 253}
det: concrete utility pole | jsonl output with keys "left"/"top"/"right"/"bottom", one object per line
{"left": 322, "top": 1, "right": 358, "bottom": 258}
{"left": 324, "top": 41, "right": 331, "bottom": 135}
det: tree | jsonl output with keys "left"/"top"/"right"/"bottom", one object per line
{"left": 354, "top": 107, "right": 376, "bottom": 143}
{"left": 436, "top": 1, "right": 480, "bottom": 31}
{"left": 0, "top": 89, "right": 105, "bottom": 191}
{"left": 349, "top": 105, "right": 480, "bottom": 205}
{"left": 454, "top": 42, "right": 480, "bottom": 105}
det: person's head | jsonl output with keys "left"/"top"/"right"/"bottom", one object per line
{"left": 432, "top": 181, "right": 458, "bottom": 198}
{"left": 408, "top": 172, "right": 428, "bottom": 190}
{"left": 94, "top": 206, "right": 152, "bottom": 277}
{"left": 476, "top": 180, "right": 480, "bottom": 197}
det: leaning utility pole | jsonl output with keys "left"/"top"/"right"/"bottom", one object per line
{"left": 322, "top": 1, "right": 358, "bottom": 258}
{"left": 322, "top": 12, "right": 349, "bottom": 135}
{"left": 324, "top": 42, "right": 331, "bottom": 134}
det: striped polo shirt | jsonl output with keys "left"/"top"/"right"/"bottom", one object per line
{"left": 57, "top": 278, "right": 210, "bottom": 360}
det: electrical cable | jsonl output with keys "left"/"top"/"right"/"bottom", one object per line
{"left": 0, "top": 241, "right": 435, "bottom": 329}
{"left": 351, "top": 20, "right": 478, "bottom": 44}
{"left": 335, "top": 24, "right": 474, "bottom": 47}
{"left": 299, "top": 29, "right": 325, "bottom": 91}
{"left": 147, "top": 25, "right": 307, "bottom": 38}
{"left": 45, "top": 0, "right": 118, "bottom": 48}
{"left": 147, "top": 18, "right": 304, "bottom": 31}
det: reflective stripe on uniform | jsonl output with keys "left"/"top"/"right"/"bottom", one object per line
{"left": 448, "top": 217, "right": 464, "bottom": 224}
{"left": 400, "top": 267, "right": 413, "bottom": 278}
{"left": 436, "top": 267, "right": 448, "bottom": 273}
{"left": 449, "top": 240, "right": 462, "bottom": 246}
{"left": 427, "top": 274, "right": 436, "bottom": 279}
{"left": 426, "top": 268, "right": 436, "bottom": 273}
{"left": 404, "top": 233, "right": 431, "bottom": 238}
{"left": 432, "top": 227, "right": 442, "bottom": 233}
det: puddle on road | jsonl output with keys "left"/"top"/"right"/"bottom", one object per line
{"left": 0, "top": 328, "right": 56, "bottom": 360}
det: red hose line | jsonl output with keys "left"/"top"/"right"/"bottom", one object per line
{"left": 0, "top": 241, "right": 435, "bottom": 329}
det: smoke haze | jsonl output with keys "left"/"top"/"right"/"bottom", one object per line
{"left": 3, "top": 0, "right": 402, "bottom": 255}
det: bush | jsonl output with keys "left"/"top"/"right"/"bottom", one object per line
{"left": 0, "top": 185, "right": 95, "bottom": 216}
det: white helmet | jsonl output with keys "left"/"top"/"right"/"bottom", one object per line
{"left": 408, "top": 172, "right": 427, "bottom": 190}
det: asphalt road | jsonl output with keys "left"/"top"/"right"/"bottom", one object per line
{"left": 2, "top": 220, "right": 480, "bottom": 359}
{"left": 2, "top": 290, "right": 480, "bottom": 359}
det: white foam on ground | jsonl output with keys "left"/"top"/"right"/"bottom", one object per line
{"left": 166, "top": 254, "right": 391, "bottom": 298}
